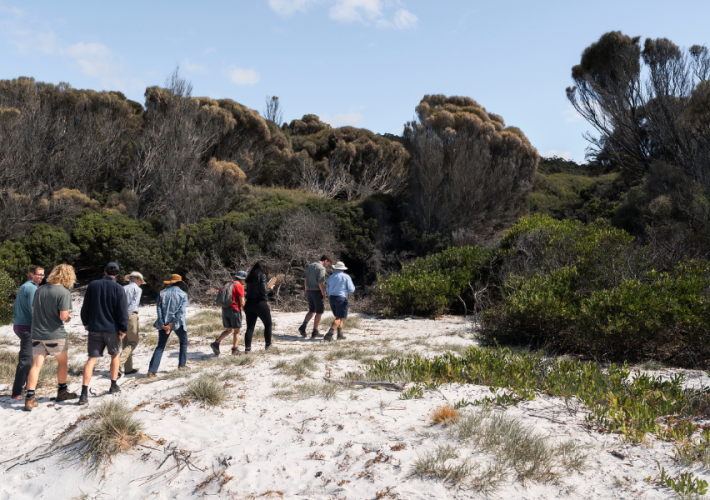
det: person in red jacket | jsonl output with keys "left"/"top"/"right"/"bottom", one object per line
{"left": 210, "top": 271, "right": 246, "bottom": 356}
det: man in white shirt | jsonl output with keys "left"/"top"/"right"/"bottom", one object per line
{"left": 119, "top": 271, "right": 144, "bottom": 376}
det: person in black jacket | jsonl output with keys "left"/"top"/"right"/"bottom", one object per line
{"left": 79, "top": 262, "right": 128, "bottom": 404}
{"left": 243, "top": 260, "right": 274, "bottom": 352}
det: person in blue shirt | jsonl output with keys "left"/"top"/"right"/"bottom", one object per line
{"left": 147, "top": 274, "right": 189, "bottom": 377}
{"left": 11, "top": 265, "right": 44, "bottom": 399}
{"left": 324, "top": 261, "right": 355, "bottom": 342}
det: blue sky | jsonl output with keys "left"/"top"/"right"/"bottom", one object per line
{"left": 1, "top": 0, "right": 709, "bottom": 163}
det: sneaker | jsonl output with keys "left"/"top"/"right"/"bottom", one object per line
{"left": 323, "top": 333, "right": 334, "bottom": 342}
{"left": 126, "top": 369, "right": 139, "bottom": 375}
{"left": 78, "top": 393, "right": 89, "bottom": 405}
{"left": 337, "top": 331, "right": 346, "bottom": 340}
{"left": 231, "top": 348, "right": 242, "bottom": 356}
{"left": 311, "top": 331, "right": 323, "bottom": 339}
{"left": 210, "top": 341, "right": 220, "bottom": 356}
{"left": 146, "top": 372, "right": 157, "bottom": 379}
{"left": 57, "top": 389, "right": 78, "bottom": 402}
{"left": 298, "top": 324, "right": 307, "bottom": 337}
{"left": 108, "top": 385, "right": 121, "bottom": 395}
{"left": 24, "top": 396, "right": 38, "bottom": 411}
{"left": 178, "top": 366, "right": 188, "bottom": 371}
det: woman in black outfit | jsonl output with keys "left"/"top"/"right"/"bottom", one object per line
{"left": 243, "top": 260, "right": 272, "bottom": 352}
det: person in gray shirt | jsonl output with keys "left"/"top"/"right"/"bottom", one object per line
{"left": 298, "top": 254, "right": 331, "bottom": 339}
{"left": 119, "top": 271, "right": 144, "bottom": 377}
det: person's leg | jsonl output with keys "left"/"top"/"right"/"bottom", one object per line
{"left": 299, "top": 292, "right": 317, "bottom": 336}
{"left": 257, "top": 301, "right": 273, "bottom": 349}
{"left": 12, "top": 328, "right": 33, "bottom": 397}
{"left": 243, "top": 309, "right": 258, "bottom": 352}
{"left": 54, "top": 349, "right": 77, "bottom": 400}
{"left": 82, "top": 357, "right": 99, "bottom": 386}
{"left": 109, "top": 354, "right": 120, "bottom": 381}
{"left": 148, "top": 330, "right": 169, "bottom": 374}
{"left": 26, "top": 354, "right": 46, "bottom": 391}
{"left": 311, "top": 291, "right": 325, "bottom": 338}
{"left": 231, "top": 311, "right": 242, "bottom": 354}
{"left": 120, "top": 314, "right": 139, "bottom": 372}
{"left": 231, "top": 328, "right": 241, "bottom": 350}
{"left": 217, "top": 328, "right": 233, "bottom": 342}
{"left": 175, "top": 327, "right": 188, "bottom": 367}
{"left": 313, "top": 313, "right": 323, "bottom": 330}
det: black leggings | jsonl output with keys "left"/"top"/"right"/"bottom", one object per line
{"left": 244, "top": 300, "right": 272, "bottom": 351}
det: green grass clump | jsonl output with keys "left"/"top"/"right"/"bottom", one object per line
{"left": 274, "top": 354, "right": 319, "bottom": 378}
{"left": 181, "top": 373, "right": 227, "bottom": 405}
{"left": 365, "top": 346, "right": 710, "bottom": 443}
{"left": 73, "top": 400, "right": 143, "bottom": 471}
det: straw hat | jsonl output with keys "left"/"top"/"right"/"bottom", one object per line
{"left": 125, "top": 271, "right": 144, "bottom": 283}
{"left": 332, "top": 261, "right": 348, "bottom": 270}
{"left": 164, "top": 274, "right": 183, "bottom": 285}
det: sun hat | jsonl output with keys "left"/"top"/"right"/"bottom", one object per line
{"left": 125, "top": 271, "right": 145, "bottom": 282}
{"left": 164, "top": 274, "right": 183, "bottom": 285}
{"left": 234, "top": 271, "right": 248, "bottom": 280}
{"left": 332, "top": 261, "right": 348, "bottom": 271}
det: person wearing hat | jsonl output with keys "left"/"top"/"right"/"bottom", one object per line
{"left": 79, "top": 262, "right": 129, "bottom": 405}
{"left": 118, "top": 271, "right": 145, "bottom": 376}
{"left": 147, "top": 274, "right": 189, "bottom": 377}
{"left": 324, "top": 261, "right": 355, "bottom": 342}
{"left": 210, "top": 271, "right": 247, "bottom": 356}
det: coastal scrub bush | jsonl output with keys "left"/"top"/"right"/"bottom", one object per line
{"left": 72, "top": 211, "right": 153, "bottom": 266}
{"left": 0, "top": 269, "right": 14, "bottom": 325}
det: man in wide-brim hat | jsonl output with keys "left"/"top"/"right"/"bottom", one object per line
{"left": 324, "top": 261, "right": 355, "bottom": 342}
{"left": 118, "top": 271, "right": 145, "bottom": 377}
{"left": 146, "top": 274, "right": 189, "bottom": 377}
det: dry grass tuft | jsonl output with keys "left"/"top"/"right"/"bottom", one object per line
{"left": 71, "top": 400, "right": 143, "bottom": 471}
{"left": 274, "top": 353, "right": 319, "bottom": 378}
{"left": 430, "top": 405, "right": 459, "bottom": 425}
{"left": 181, "top": 373, "right": 227, "bottom": 406}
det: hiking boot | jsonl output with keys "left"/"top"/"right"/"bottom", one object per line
{"left": 146, "top": 372, "right": 157, "bottom": 379}
{"left": 125, "top": 369, "right": 139, "bottom": 375}
{"left": 210, "top": 341, "right": 220, "bottom": 356}
{"left": 108, "top": 384, "right": 121, "bottom": 395}
{"left": 78, "top": 393, "right": 89, "bottom": 405}
{"left": 23, "top": 396, "right": 38, "bottom": 411}
{"left": 231, "top": 348, "right": 242, "bottom": 356}
{"left": 57, "top": 389, "right": 78, "bottom": 402}
{"left": 178, "top": 365, "right": 188, "bottom": 371}
{"left": 323, "top": 333, "right": 334, "bottom": 342}
{"left": 337, "top": 331, "right": 346, "bottom": 340}
{"left": 298, "top": 324, "right": 307, "bottom": 337}
{"left": 310, "top": 331, "right": 323, "bottom": 339}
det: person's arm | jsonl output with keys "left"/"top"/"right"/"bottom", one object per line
{"left": 117, "top": 286, "right": 128, "bottom": 338}
{"left": 27, "top": 286, "right": 36, "bottom": 314}
{"left": 347, "top": 275, "right": 355, "bottom": 294}
{"left": 59, "top": 310, "right": 70, "bottom": 323}
{"left": 319, "top": 282, "right": 326, "bottom": 301}
{"left": 259, "top": 274, "right": 268, "bottom": 296}
{"left": 176, "top": 291, "right": 188, "bottom": 329}
{"left": 80, "top": 284, "right": 91, "bottom": 328}
{"left": 156, "top": 293, "right": 165, "bottom": 329}
{"left": 60, "top": 288, "right": 73, "bottom": 324}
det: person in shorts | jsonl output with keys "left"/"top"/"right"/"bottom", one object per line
{"left": 24, "top": 264, "right": 78, "bottom": 411}
{"left": 11, "top": 265, "right": 43, "bottom": 400}
{"left": 324, "top": 261, "right": 355, "bottom": 342}
{"left": 79, "top": 262, "right": 128, "bottom": 405}
{"left": 298, "top": 254, "right": 332, "bottom": 339}
{"left": 210, "top": 271, "right": 247, "bottom": 356}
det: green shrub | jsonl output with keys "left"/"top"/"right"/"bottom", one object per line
{"left": 0, "top": 269, "right": 14, "bottom": 325}
{"left": 0, "top": 240, "right": 30, "bottom": 283}
{"left": 72, "top": 211, "right": 152, "bottom": 266}
{"left": 378, "top": 246, "right": 499, "bottom": 317}
{"left": 113, "top": 233, "right": 174, "bottom": 289}
{"left": 22, "top": 223, "right": 80, "bottom": 270}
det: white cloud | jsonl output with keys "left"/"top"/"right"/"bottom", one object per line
{"left": 541, "top": 150, "right": 573, "bottom": 160}
{"left": 564, "top": 106, "right": 583, "bottom": 123}
{"left": 184, "top": 59, "right": 207, "bottom": 74}
{"left": 320, "top": 112, "right": 364, "bottom": 127}
{"left": 268, "top": 0, "right": 417, "bottom": 29}
{"left": 64, "top": 42, "right": 135, "bottom": 91}
{"left": 226, "top": 66, "right": 260, "bottom": 85}
{"left": 268, "top": 0, "right": 323, "bottom": 17}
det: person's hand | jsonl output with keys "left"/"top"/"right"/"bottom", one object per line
{"left": 84, "top": 325, "right": 88, "bottom": 330}
{"left": 162, "top": 325, "right": 171, "bottom": 332}
{"left": 303, "top": 290, "right": 307, "bottom": 299}
{"left": 119, "top": 332, "right": 126, "bottom": 340}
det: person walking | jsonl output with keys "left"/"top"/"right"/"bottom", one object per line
{"left": 79, "top": 262, "right": 128, "bottom": 405}
{"left": 11, "top": 265, "right": 44, "bottom": 400}
{"left": 147, "top": 274, "right": 188, "bottom": 377}
{"left": 118, "top": 271, "right": 144, "bottom": 377}
{"left": 324, "top": 261, "right": 355, "bottom": 342}
{"left": 298, "top": 255, "right": 331, "bottom": 340}
{"left": 210, "top": 271, "right": 247, "bottom": 356}
{"left": 243, "top": 261, "right": 274, "bottom": 353}
{"left": 24, "top": 264, "right": 78, "bottom": 411}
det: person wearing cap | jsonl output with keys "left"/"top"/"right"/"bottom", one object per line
{"left": 210, "top": 271, "right": 247, "bottom": 356}
{"left": 147, "top": 274, "right": 189, "bottom": 377}
{"left": 324, "top": 261, "right": 355, "bottom": 342}
{"left": 118, "top": 271, "right": 144, "bottom": 376}
{"left": 79, "top": 262, "right": 128, "bottom": 404}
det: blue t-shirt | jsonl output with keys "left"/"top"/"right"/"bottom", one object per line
{"left": 13, "top": 280, "right": 38, "bottom": 326}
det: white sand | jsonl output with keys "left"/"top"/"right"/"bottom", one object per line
{"left": 1, "top": 292, "right": 709, "bottom": 499}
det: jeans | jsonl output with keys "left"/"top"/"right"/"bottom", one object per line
{"left": 12, "top": 325, "right": 32, "bottom": 396}
{"left": 148, "top": 326, "right": 188, "bottom": 374}
{"left": 244, "top": 300, "right": 272, "bottom": 351}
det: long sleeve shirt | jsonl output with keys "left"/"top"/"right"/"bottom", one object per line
{"left": 325, "top": 271, "right": 355, "bottom": 298}
{"left": 123, "top": 282, "right": 142, "bottom": 314}
{"left": 13, "top": 280, "right": 38, "bottom": 326}
{"left": 153, "top": 286, "right": 188, "bottom": 330}
{"left": 81, "top": 276, "right": 128, "bottom": 333}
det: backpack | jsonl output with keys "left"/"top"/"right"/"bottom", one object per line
{"left": 215, "top": 281, "right": 235, "bottom": 308}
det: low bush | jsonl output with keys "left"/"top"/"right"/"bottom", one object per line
{"left": 72, "top": 211, "right": 153, "bottom": 267}
{"left": 181, "top": 373, "right": 227, "bottom": 405}
{"left": 0, "top": 269, "right": 14, "bottom": 325}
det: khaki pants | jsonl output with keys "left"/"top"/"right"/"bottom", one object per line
{"left": 119, "top": 313, "right": 139, "bottom": 372}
